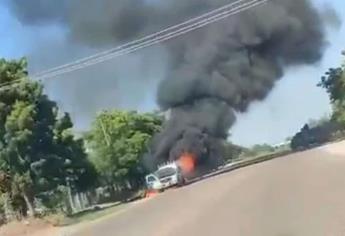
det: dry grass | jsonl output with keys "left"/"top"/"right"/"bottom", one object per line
{"left": 48, "top": 202, "right": 125, "bottom": 227}
{"left": 0, "top": 218, "right": 59, "bottom": 236}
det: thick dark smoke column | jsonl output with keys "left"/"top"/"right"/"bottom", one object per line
{"left": 152, "top": 0, "right": 330, "bottom": 168}
{"left": 4, "top": 0, "right": 336, "bottom": 169}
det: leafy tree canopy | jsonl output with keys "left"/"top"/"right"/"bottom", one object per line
{"left": 86, "top": 110, "right": 162, "bottom": 187}
{"left": 0, "top": 58, "right": 96, "bottom": 216}
{"left": 318, "top": 51, "right": 345, "bottom": 124}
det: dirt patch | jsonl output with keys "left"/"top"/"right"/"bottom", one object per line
{"left": 0, "top": 218, "right": 61, "bottom": 236}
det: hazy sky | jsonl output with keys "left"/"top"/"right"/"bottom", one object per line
{"left": 232, "top": 0, "right": 345, "bottom": 146}
{"left": 0, "top": 0, "right": 344, "bottom": 147}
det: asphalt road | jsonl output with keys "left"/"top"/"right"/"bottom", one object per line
{"left": 70, "top": 141, "right": 345, "bottom": 236}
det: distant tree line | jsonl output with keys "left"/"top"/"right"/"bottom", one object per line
{"left": 243, "top": 144, "right": 276, "bottom": 157}
{"left": 223, "top": 142, "right": 246, "bottom": 161}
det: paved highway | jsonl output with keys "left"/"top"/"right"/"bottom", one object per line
{"left": 70, "top": 141, "right": 345, "bottom": 236}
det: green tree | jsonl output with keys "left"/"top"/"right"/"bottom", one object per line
{"left": 86, "top": 110, "right": 162, "bottom": 189}
{"left": 318, "top": 51, "right": 345, "bottom": 124}
{"left": 0, "top": 58, "right": 96, "bottom": 217}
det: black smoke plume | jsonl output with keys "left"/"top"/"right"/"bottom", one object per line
{"left": 151, "top": 0, "right": 333, "bottom": 169}
{"left": 4, "top": 0, "right": 337, "bottom": 169}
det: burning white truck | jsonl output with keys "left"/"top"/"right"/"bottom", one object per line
{"left": 145, "top": 162, "right": 186, "bottom": 191}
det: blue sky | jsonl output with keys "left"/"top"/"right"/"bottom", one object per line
{"left": 0, "top": 0, "right": 344, "bottom": 147}
{"left": 232, "top": 0, "right": 345, "bottom": 146}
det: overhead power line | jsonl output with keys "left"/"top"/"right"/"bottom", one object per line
{"left": 33, "top": 0, "right": 250, "bottom": 78}
{"left": 0, "top": 79, "right": 23, "bottom": 91}
{"left": 1, "top": 0, "right": 268, "bottom": 89}
{"left": 32, "top": 0, "right": 267, "bottom": 80}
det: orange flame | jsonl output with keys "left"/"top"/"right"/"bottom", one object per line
{"left": 178, "top": 152, "right": 196, "bottom": 174}
{"left": 145, "top": 189, "right": 158, "bottom": 198}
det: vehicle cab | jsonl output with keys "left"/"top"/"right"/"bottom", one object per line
{"left": 145, "top": 174, "right": 163, "bottom": 191}
{"left": 145, "top": 162, "right": 185, "bottom": 191}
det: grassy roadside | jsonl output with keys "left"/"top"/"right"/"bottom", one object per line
{"left": 47, "top": 150, "right": 294, "bottom": 227}
{"left": 46, "top": 203, "right": 125, "bottom": 226}
{"left": 220, "top": 149, "right": 293, "bottom": 174}
{"left": 229, "top": 148, "right": 289, "bottom": 165}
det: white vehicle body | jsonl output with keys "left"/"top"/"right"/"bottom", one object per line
{"left": 145, "top": 162, "right": 185, "bottom": 191}
{"left": 145, "top": 174, "right": 163, "bottom": 190}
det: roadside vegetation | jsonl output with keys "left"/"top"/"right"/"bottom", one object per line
{"left": 0, "top": 59, "right": 162, "bottom": 225}
{"left": 45, "top": 202, "right": 125, "bottom": 226}
{"left": 86, "top": 110, "right": 162, "bottom": 193}
{"left": 0, "top": 59, "right": 97, "bottom": 221}
{"left": 291, "top": 51, "right": 345, "bottom": 150}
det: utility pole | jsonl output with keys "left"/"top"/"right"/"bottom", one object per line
{"left": 66, "top": 177, "right": 76, "bottom": 214}
{"left": 100, "top": 118, "right": 110, "bottom": 146}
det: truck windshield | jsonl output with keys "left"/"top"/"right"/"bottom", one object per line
{"left": 156, "top": 167, "right": 176, "bottom": 179}
{"left": 147, "top": 176, "right": 156, "bottom": 182}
